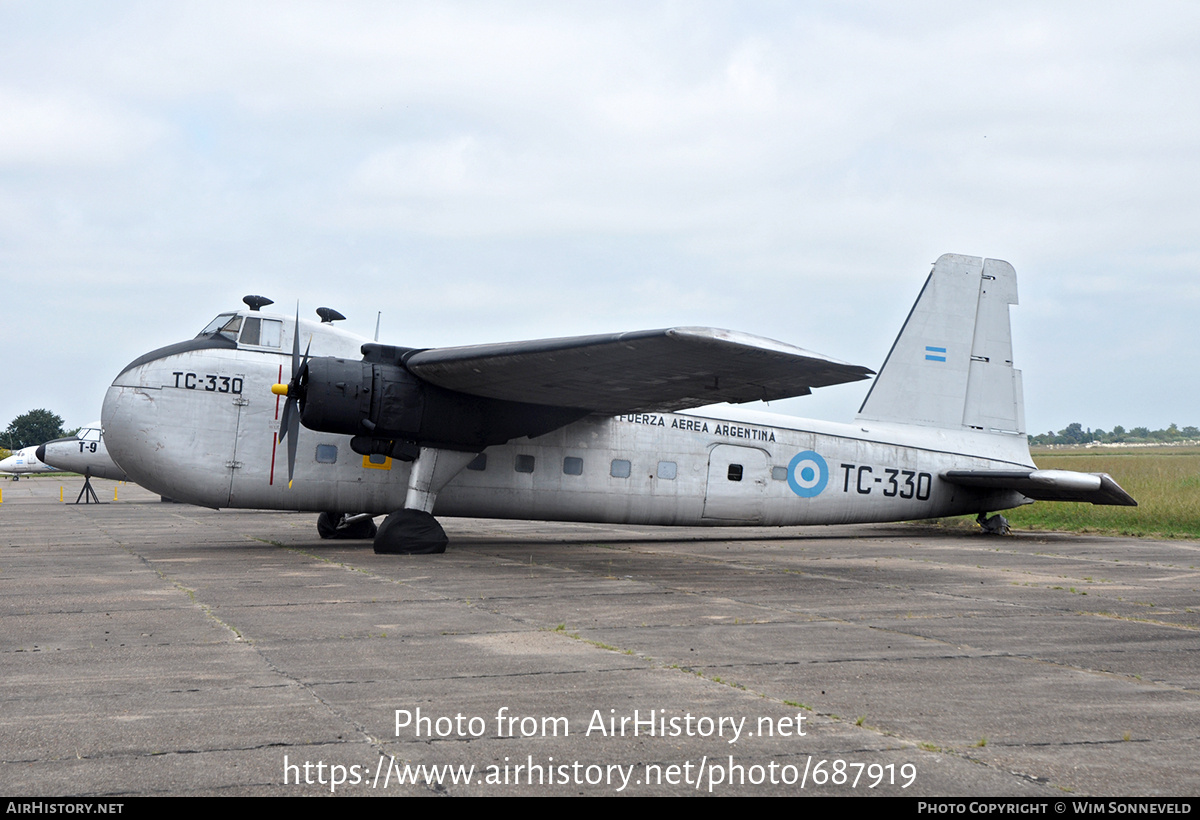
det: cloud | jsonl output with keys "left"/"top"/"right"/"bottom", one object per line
{"left": 0, "top": 89, "right": 163, "bottom": 166}
{"left": 1, "top": 2, "right": 1198, "bottom": 431}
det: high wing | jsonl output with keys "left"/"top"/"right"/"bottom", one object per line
{"left": 401, "top": 327, "right": 874, "bottom": 414}
{"left": 942, "top": 469, "right": 1137, "bottom": 507}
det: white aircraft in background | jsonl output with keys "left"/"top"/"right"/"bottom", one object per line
{"left": 101, "top": 254, "right": 1135, "bottom": 554}
{"left": 0, "top": 446, "right": 60, "bottom": 479}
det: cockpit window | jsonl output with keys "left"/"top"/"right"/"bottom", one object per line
{"left": 198, "top": 313, "right": 243, "bottom": 342}
{"left": 240, "top": 316, "right": 283, "bottom": 348}
{"left": 261, "top": 318, "right": 282, "bottom": 347}
{"left": 79, "top": 427, "right": 101, "bottom": 443}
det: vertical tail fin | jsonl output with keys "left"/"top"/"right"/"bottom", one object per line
{"left": 856, "top": 253, "right": 1025, "bottom": 435}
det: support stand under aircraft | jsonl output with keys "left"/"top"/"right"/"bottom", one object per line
{"left": 75, "top": 472, "right": 101, "bottom": 504}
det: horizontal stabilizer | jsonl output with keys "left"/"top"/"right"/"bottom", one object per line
{"left": 942, "top": 469, "right": 1137, "bottom": 507}
{"left": 403, "top": 327, "right": 873, "bottom": 415}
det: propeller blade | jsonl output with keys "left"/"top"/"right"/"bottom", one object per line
{"left": 277, "top": 304, "right": 309, "bottom": 466}
{"left": 278, "top": 395, "right": 294, "bottom": 443}
{"left": 286, "top": 404, "right": 299, "bottom": 486}
{"left": 291, "top": 302, "right": 300, "bottom": 382}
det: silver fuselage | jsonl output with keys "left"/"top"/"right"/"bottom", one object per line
{"left": 37, "top": 423, "right": 129, "bottom": 482}
{"left": 102, "top": 314, "right": 1031, "bottom": 523}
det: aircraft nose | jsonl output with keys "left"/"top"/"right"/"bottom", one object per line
{"left": 101, "top": 354, "right": 182, "bottom": 494}
{"left": 102, "top": 332, "right": 249, "bottom": 507}
{"left": 35, "top": 444, "right": 46, "bottom": 462}
{"left": 102, "top": 381, "right": 135, "bottom": 469}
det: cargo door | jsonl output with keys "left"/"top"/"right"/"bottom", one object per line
{"left": 702, "top": 444, "right": 769, "bottom": 522}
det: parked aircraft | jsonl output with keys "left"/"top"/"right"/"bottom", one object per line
{"left": 37, "top": 421, "right": 129, "bottom": 482}
{"left": 101, "top": 254, "right": 1135, "bottom": 554}
{"left": 35, "top": 421, "right": 129, "bottom": 503}
{"left": 0, "top": 446, "right": 59, "bottom": 479}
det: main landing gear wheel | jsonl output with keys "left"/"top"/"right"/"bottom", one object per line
{"left": 317, "top": 512, "right": 379, "bottom": 540}
{"left": 374, "top": 509, "right": 448, "bottom": 554}
{"left": 976, "top": 512, "right": 1010, "bottom": 535}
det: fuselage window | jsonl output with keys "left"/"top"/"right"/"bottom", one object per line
{"left": 468, "top": 454, "right": 487, "bottom": 471}
{"left": 657, "top": 461, "right": 677, "bottom": 480}
{"left": 611, "top": 459, "right": 631, "bottom": 478}
{"left": 315, "top": 444, "right": 338, "bottom": 464}
{"left": 771, "top": 466, "right": 788, "bottom": 481}
{"left": 727, "top": 464, "right": 743, "bottom": 482}
{"left": 563, "top": 456, "right": 583, "bottom": 476}
{"left": 515, "top": 455, "right": 535, "bottom": 473}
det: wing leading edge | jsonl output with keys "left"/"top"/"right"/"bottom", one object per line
{"left": 943, "top": 469, "right": 1137, "bottom": 507}
{"left": 401, "top": 327, "right": 874, "bottom": 415}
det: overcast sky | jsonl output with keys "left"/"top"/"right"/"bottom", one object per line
{"left": 3, "top": 1, "right": 1197, "bottom": 439}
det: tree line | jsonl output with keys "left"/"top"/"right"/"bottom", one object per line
{"left": 1028, "top": 422, "right": 1199, "bottom": 446}
{"left": 2, "top": 409, "right": 70, "bottom": 452}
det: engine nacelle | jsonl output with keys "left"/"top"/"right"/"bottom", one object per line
{"left": 297, "top": 353, "right": 587, "bottom": 458}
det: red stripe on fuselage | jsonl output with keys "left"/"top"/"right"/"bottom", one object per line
{"left": 269, "top": 364, "right": 282, "bottom": 484}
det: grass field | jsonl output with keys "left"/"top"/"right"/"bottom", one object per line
{"left": 994, "top": 447, "right": 1200, "bottom": 539}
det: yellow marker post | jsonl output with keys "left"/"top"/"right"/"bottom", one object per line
{"left": 0, "top": 487, "right": 4, "bottom": 503}
{"left": 60, "top": 486, "right": 64, "bottom": 502}
{"left": 113, "top": 486, "right": 118, "bottom": 502}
